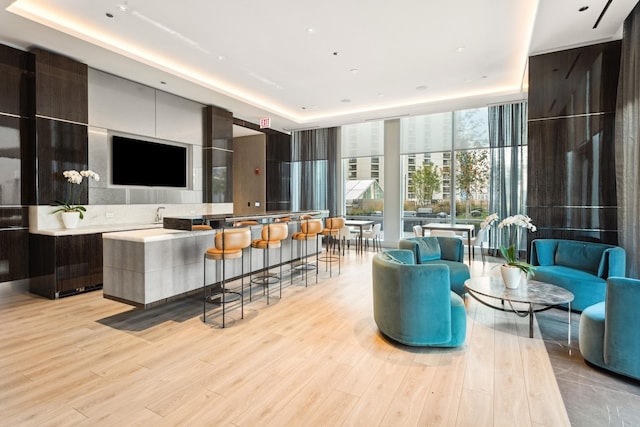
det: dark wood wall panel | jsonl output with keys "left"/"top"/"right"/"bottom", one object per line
{"left": 204, "top": 105, "right": 233, "bottom": 203}
{"left": 34, "top": 118, "right": 88, "bottom": 205}
{"left": 31, "top": 48, "right": 88, "bottom": 123}
{"left": 528, "top": 42, "right": 621, "bottom": 120}
{"left": 528, "top": 115, "right": 616, "bottom": 207}
{"left": 266, "top": 132, "right": 292, "bottom": 212}
{"left": 0, "top": 206, "right": 29, "bottom": 282}
{"left": 0, "top": 44, "right": 31, "bottom": 116}
{"left": 0, "top": 115, "right": 24, "bottom": 205}
{"left": 0, "top": 44, "right": 31, "bottom": 284}
{"left": 527, "top": 41, "right": 621, "bottom": 246}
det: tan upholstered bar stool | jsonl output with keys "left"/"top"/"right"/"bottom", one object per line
{"left": 291, "top": 216, "right": 323, "bottom": 287}
{"left": 192, "top": 224, "right": 213, "bottom": 231}
{"left": 203, "top": 227, "right": 252, "bottom": 328}
{"left": 320, "top": 216, "right": 345, "bottom": 276}
{"left": 250, "top": 222, "right": 289, "bottom": 304}
{"left": 234, "top": 220, "right": 258, "bottom": 227}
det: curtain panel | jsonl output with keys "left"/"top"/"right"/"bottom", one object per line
{"left": 291, "top": 128, "right": 339, "bottom": 216}
{"left": 615, "top": 3, "right": 640, "bottom": 277}
{"left": 487, "top": 102, "right": 528, "bottom": 253}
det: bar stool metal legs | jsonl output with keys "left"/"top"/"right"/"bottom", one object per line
{"left": 250, "top": 222, "right": 288, "bottom": 304}
{"left": 291, "top": 218, "right": 322, "bottom": 287}
{"left": 203, "top": 227, "right": 251, "bottom": 328}
{"left": 320, "top": 217, "right": 345, "bottom": 276}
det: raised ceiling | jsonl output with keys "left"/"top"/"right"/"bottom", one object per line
{"left": 0, "top": 0, "right": 637, "bottom": 133}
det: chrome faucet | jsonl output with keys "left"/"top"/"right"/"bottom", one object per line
{"left": 155, "top": 206, "right": 166, "bottom": 223}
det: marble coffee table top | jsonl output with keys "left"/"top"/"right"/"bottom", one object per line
{"left": 464, "top": 276, "right": 574, "bottom": 306}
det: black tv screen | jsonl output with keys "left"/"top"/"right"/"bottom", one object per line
{"left": 112, "top": 136, "right": 187, "bottom": 187}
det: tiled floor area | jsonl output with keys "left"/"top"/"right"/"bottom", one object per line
{"left": 536, "top": 304, "right": 640, "bottom": 426}
{"left": 471, "top": 253, "right": 640, "bottom": 426}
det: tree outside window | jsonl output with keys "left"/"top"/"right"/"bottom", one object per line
{"left": 456, "top": 149, "right": 489, "bottom": 217}
{"left": 412, "top": 162, "right": 441, "bottom": 207}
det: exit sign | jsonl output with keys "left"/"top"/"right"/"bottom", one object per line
{"left": 259, "top": 117, "right": 271, "bottom": 128}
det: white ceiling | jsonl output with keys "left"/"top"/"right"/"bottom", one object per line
{"left": 0, "top": 0, "right": 638, "bottom": 134}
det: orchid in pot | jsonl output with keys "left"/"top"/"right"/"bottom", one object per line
{"left": 497, "top": 214, "right": 537, "bottom": 288}
{"left": 52, "top": 170, "right": 100, "bottom": 227}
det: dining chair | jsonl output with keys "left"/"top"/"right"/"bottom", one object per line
{"left": 362, "top": 223, "right": 382, "bottom": 252}
{"left": 337, "top": 225, "right": 354, "bottom": 255}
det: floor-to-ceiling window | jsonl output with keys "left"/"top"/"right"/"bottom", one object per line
{"left": 340, "top": 103, "right": 527, "bottom": 250}
{"left": 342, "top": 121, "right": 385, "bottom": 237}
{"left": 400, "top": 112, "right": 453, "bottom": 235}
{"left": 400, "top": 108, "right": 491, "bottom": 238}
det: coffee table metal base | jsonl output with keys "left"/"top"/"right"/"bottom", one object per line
{"left": 464, "top": 276, "right": 574, "bottom": 343}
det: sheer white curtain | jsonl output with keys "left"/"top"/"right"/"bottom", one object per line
{"left": 615, "top": 3, "right": 640, "bottom": 277}
{"left": 487, "top": 102, "right": 528, "bottom": 254}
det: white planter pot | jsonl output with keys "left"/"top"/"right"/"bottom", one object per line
{"left": 500, "top": 265, "right": 521, "bottom": 289}
{"left": 61, "top": 211, "right": 80, "bottom": 229}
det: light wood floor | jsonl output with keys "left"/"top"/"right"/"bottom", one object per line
{"left": 0, "top": 250, "right": 570, "bottom": 426}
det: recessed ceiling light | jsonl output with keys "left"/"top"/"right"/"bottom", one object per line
{"left": 341, "top": 99, "right": 351, "bottom": 103}
{"left": 217, "top": 55, "right": 225, "bottom": 61}
{"left": 349, "top": 68, "right": 359, "bottom": 74}
{"left": 456, "top": 46, "right": 465, "bottom": 53}
{"left": 333, "top": 52, "right": 339, "bottom": 56}
{"left": 579, "top": 6, "right": 589, "bottom": 12}
{"left": 160, "top": 81, "right": 166, "bottom": 85}
{"left": 105, "top": 12, "right": 114, "bottom": 18}
{"left": 305, "top": 28, "right": 316, "bottom": 34}
{"left": 416, "top": 85, "right": 428, "bottom": 91}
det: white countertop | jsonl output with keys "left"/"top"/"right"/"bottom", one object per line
{"left": 30, "top": 222, "right": 165, "bottom": 237}
{"left": 102, "top": 227, "right": 215, "bottom": 242}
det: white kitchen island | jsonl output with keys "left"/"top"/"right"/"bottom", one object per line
{"left": 102, "top": 227, "right": 217, "bottom": 308}
{"left": 102, "top": 220, "right": 319, "bottom": 308}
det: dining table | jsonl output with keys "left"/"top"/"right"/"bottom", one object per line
{"left": 345, "top": 219, "right": 374, "bottom": 254}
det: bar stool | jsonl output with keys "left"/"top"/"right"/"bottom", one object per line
{"left": 192, "top": 224, "right": 213, "bottom": 231}
{"left": 250, "top": 222, "right": 289, "bottom": 304}
{"left": 203, "top": 227, "right": 252, "bottom": 328}
{"left": 234, "top": 220, "right": 258, "bottom": 227}
{"left": 291, "top": 216, "right": 323, "bottom": 287}
{"left": 320, "top": 216, "right": 345, "bottom": 276}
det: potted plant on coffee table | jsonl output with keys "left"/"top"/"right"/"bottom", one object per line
{"left": 497, "top": 214, "right": 536, "bottom": 289}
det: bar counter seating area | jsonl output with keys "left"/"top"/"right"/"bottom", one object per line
{"left": 101, "top": 211, "right": 341, "bottom": 323}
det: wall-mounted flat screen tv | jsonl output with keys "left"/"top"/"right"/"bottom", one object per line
{"left": 112, "top": 135, "right": 187, "bottom": 187}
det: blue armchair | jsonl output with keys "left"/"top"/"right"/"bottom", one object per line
{"left": 398, "top": 236, "right": 470, "bottom": 296}
{"left": 579, "top": 277, "right": 640, "bottom": 381}
{"left": 372, "top": 249, "right": 466, "bottom": 347}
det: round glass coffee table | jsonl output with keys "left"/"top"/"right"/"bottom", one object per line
{"left": 464, "top": 276, "right": 574, "bottom": 342}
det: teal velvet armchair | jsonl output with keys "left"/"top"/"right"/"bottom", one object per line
{"left": 579, "top": 276, "right": 640, "bottom": 381}
{"left": 398, "top": 236, "right": 470, "bottom": 296}
{"left": 372, "top": 249, "right": 466, "bottom": 347}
